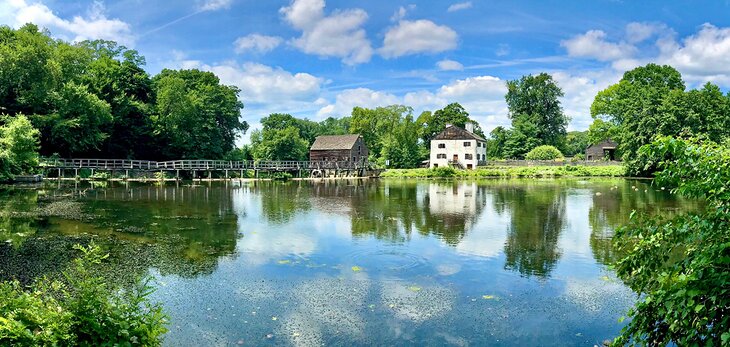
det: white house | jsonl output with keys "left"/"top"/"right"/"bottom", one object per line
{"left": 429, "top": 124, "right": 487, "bottom": 169}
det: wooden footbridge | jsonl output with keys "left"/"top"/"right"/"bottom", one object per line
{"left": 39, "top": 158, "right": 377, "bottom": 179}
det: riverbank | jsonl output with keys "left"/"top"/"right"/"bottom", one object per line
{"left": 381, "top": 165, "right": 626, "bottom": 178}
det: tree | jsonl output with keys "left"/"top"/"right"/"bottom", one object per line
{"left": 250, "top": 127, "right": 308, "bottom": 161}
{"left": 591, "top": 64, "right": 687, "bottom": 158}
{"left": 486, "top": 126, "right": 509, "bottom": 159}
{"left": 1, "top": 115, "right": 40, "bottom": 175}
{"left": 505, "top": 73, "right": 569, "bottom": 148}
{"left": 418, "top": 103, "right": 484, "bottom": 145}
{"left": 503, "top": 118, "right": 540, "bottom": 159}
{"left": 349, "top": 105, "right": 423, "bottom": 167}
{"left": 563, "top": 131, "right": 589, "bottom": 157}
{"left": 587, "top": 118, "right": 620, "bottom": 145}
{"left": 33, "top": 82, "right": 113, "bottom": 157}
{"left": 152, "top": 69, "right": 247, "bottom": 159}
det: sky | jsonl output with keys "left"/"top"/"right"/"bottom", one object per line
{"left": 2, "top": 0, "right": 730, "bottom": 144}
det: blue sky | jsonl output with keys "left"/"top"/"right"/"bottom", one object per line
{"left": 3, "top": 0, "right": 730, "bottom": 143}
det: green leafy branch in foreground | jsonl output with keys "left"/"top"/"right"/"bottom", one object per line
{"left": 0, "top": 243, "right": 168, "bottom": 346}
{"left": 612, "top": 136, "right": 730, "bottom": 346}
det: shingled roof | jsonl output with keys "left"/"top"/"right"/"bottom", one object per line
{"left": 310, "top": 134, "right": 362, "bottom": 150}
{"left": 432, "top": 125, "right": 485, "bottom": 142}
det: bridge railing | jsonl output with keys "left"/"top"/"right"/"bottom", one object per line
{"left": 39, "top": 158, "right": 371, "bottom": 171}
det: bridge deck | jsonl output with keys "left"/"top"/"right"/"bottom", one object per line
{"left": 40, "top": 158, "right": 370, "bottom": 171}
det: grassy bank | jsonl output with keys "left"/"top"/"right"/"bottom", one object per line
{"left": 381, "top": 165, "right": 626, "bottom": 178}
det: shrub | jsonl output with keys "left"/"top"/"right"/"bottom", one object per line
{"left": 0, "top": 244, "right": 168, "bottom": 346}
{"left": 428, "top": 166, "right": 457, "bottom": 177}
{"left": 612, "top": 137, "right": 730, "bottom": 346}
{"left": 525, "top": 145, "right": 563, "bottom": 160}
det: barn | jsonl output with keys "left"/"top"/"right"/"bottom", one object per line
{"left": 585, "top": 139, "right": 618, "bottom": 161}
{"left": 309, "top": 134, "right": 368, "bottom": 162}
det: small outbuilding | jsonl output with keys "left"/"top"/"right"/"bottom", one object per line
{"left": 309, "top": 134, "right": 368, "bottom": 162}
{"left": 585, "top": 139, "right": 618, "bottom": 161}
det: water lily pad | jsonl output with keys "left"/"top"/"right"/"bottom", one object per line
{"left": 407, "top": 286, "right": 422, "bottom": 292}
{"left": 277, "top": 260, "right": 291, "bottom": 265}
{"left": 351, "top": 266, "right": 362, "bottom": 272}
{"left": 482, "top": 295, "right": 496, "bottom": 300}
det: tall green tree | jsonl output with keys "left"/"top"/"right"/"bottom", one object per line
{"left": 486, "top": 126, "right": 509, "bottom": 159}
{"left": 152, "top": 69, "right": 247, "bottom": 159}
{"left": 350, "top": 105, "right": 423, "bottom": 167}
{"left": 418, "top": 103, "right": 484, "bottom": 145}
{"left": 505, "top": 73, "right": 568, "bottom": 149}
{"left": 563, "top": 131, "right": 589, "bottom": 157}
{"left": 587, "top": 118, "right": 620, "bottom": 145}
{"left": 0, "top": 115, "right": 40, "bottom": 179}
{"left": 590, "top": 64, "right": 686, "bottom": 158}
{"left": 250, "top": 127, "right": 308, "bottom": 161}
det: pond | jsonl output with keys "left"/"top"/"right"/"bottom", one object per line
{"left": 0, "top": 178, "right": 697, "bottom": 346}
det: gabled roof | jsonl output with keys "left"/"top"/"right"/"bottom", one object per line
{"left": 310, "top": 134, "right": 362, "bottom": 150}
{"left": 432, "top": 125, "right": 485, "bottom": 142}
{"left": 586, "top": 139, "right": 618, "bottom": 150}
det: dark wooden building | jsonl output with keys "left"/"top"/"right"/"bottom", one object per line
{"left": 309, "top": 134, "right": 368, "bottom": 162}
{"left": 585, "top": 139, "right": 618, "bottom": 161}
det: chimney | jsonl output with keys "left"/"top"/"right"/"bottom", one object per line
{"left": 465, "top": 122, "right": 474, "bottom": 133}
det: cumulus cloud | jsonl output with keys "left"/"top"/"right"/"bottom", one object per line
{"left": 561, "top": 29, "right": 635, "bottom": 62}
{"left": 563, "top": 22, "right": 730, "bottom": 86}
{"left": 551, "top": 70, "right": 621, "bottom": 130}
{"left": 234, "top": 34, "right": 283, "bottom": 54}
{"left": 380, "top": 19, "right": 458, "bottom": 58}
{"left": 317, "top": 75, "right": 509, "bottom": 131}
{"left": 0, "top": 0, "right": 135, "bottom": 46}
{"left": 280, "top": 0, "right": 373, "bottom": 65}
{"left": 656, "top": 23, "right": 730, "bottom": 83}
{"left": 199, "top": 0, "right": 232, "bottom": 11}
{"left": 436, "top": 59, "right": 463, "bottom": 71}
{"left": 447, "top": 2, "right": 472, "bottom": 12}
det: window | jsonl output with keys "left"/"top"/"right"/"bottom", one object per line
{"left": 476, "top": 142, "right": 481, "bottom": 147}
{"left": 438, "top": 143, "right": 446, "bottom": 149}
{"left": 358, "top": 145, "right": 361, "bottom": 154}
{"left": 433, "top": 164, "right": 438, "bottom": 168}
{"left": 465, "top": 154, "right": 473, "bottom": 160}
{"left": 467, "top": 164, "right": 473, "bottom": 169}
{"left": 353, "top": 156, "right": 356, "bottom": 161}
{"left": 437, "top": 154, "right": 446, "bottom": 159}
{"left": 463, "top": 142, "right": 471, "bottom": 147}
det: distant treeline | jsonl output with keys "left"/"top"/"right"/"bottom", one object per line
{"left": 0, "top": 24, "right": 247, "bottom": 161}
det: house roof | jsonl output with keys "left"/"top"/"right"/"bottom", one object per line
{"left": 432, "top": 124, "right": 486, "bottom": 142}
{"left": 310, "top": 134, "right": 362, "bottom": 150}
{"left": 586, "top": 139, "right": 618, "bottom": 150}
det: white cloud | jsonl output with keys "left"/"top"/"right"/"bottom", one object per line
{"left": 390, "top": 5, "right": 415, "bottom": 22}
{"left": 447, "top": 2, "right": 472, "bottom": 12}
{"left": 625, "top": 22, "right": 668, "bottom": 44}
{"left": 280, "top": 0, "right": 373, "bottom": 65}
{"left": 495, "top": 43, "right": 510, "bottom": 57}
{"left": 436, "top": 59, "right": 463, "bottom": 71}
{"left": 317, "top": 75, "right": 509, "bottom": 131}
{"left": 0, "top": 0, "right": 135, "bottom": 46}
{"left": 316, "top": 88, "right": 399, "bottom": 117}
{"left": 200, "top": 0, "right": 232, "bottom": 11}
{"left": 380, "top": 19, "right": 458, "bottom": 58}
{"left": 561, "top": 30, "right": 635, "bottom": 62}
{"left": 656, "top": 23, "right": 730, "bottom": 84}
{"left": 234, "top": 34, "right": 283, "bottom": 54}
{"left": 551, "top": 70, "right": 621, "bottom": 130}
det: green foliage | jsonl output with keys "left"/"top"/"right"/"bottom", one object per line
{"left": 382, "top": 165, "right": 625, "bottom": 178}
{"left": 563, "top": 131, "right": 589, "bottom": 157}
{"left": 250, "top": 126, "right": 309, "bottom": 161}
{"left": 587, "top": 118, "right": 620, "bottom": 145}
{"left": 486, "top": 126, "right": 509, "bottom": 159}
{"left": 0, "top": 244, "right": 168, "bottom": 346}
{"left": 505, "top": 73, "right": 569, "bottom": 149}
{"left": 0, "top": 115, "right": 40, "bottom": 179}
{"left": 350, "top": 105, "right": 423, "bottom": 168}
{"left": 612, "top": 137, "right": 730, "bottom": 346}
{"left": 418, "top": 103, "right": 484, "bottom": 145}
{"left": 591, "top": 64, "right": 730, "bottom": 161}
{"left": 525, "top": 145, "right": 563, "bottom": 160}
{"left": 152, "top": 69, "right": 247, "bottom": 160}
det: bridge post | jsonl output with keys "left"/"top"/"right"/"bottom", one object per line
{"left": 208, "top": 171, "right": 211, "bottom": 180}
{"left": 125, "top": 170, "right": 129, "bottom": 180}
{"left": 57, "top": 168, "right": 61, "bottom": 179}
{"left": 176, "top": 170, "right": 180, "bottom": 181}
{"left": 240, "top": 169, "right": 243, "bottom": 179}
{"left": 225, "top": 170, "right": 229, "bottom": 179}
{"left": 74, "top": 168, "right": 78, "bottom": 179}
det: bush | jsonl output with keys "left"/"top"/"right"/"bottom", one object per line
{"left": 612, "top": 137, "right": 730, "bottom": 346}
{"left": 525, "top": 145, "right": 563, "bottom": 160}
{"left": 0, "top": 115, "right": 40, "bottom": 181}
{"left": 0, "top": 244, "right": 168, "bottom": 346}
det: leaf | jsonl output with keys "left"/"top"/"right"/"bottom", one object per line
{"left": 482, "top": 295, "right": 496, "bottom": 300}
{"left": 407, "top": 286, "right": 422, "bottom": 292}
{"left": 351, "top": 266, "right": 362, "bottom": 272}
{"left": 277, "top": 260, "right": 291, "bottom": 265}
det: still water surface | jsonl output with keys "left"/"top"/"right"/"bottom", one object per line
{"left": 0, "top": 179, "right": 695, "bottom": 346}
